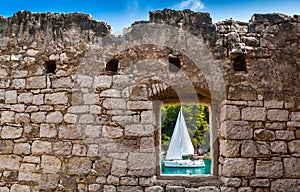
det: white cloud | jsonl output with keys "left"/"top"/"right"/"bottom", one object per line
{"left": 173, "top": 0, "right": 205, "bottom": 11}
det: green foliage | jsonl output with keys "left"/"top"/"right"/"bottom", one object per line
{"left": 161, "top": 105, "right": 209, "bottom": 152}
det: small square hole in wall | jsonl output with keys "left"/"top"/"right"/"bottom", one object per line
{"left": 232, "top": 54, "right": 247, "bottom": 72}
{"left": 169, "top": 57, "right": 181, "bottom": 73}
{"left": 45, "top": 61, "right": 56, "bottom": 74}
{"left": 106, "top": 58, "right": 119, "bottom": 73}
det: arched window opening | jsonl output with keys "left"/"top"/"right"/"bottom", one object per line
{"left": 169, "top": 57, "right": 181, "bottom": 73}
{"left": 106, "top": 58, "right": 119, "bottom": 73}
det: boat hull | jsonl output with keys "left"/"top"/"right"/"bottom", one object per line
{"left": 164, "top": 159, "right": 205, "bottom": 168}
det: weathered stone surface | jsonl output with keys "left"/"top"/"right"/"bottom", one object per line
{"left": 0, "top": 155, "right": 21, "bottom": 170}
{"left": 125, "top": 124, "right": 154, "bottom": 137}
{"left": 256, "top": 160, "right": 283, "bottom": 178}
{"left": 65, "top": 157, "right": 92, "bottom": 175}
{"left": 254, "top": 129, "right": 275, "bottom": 141}
{"left": 18, "top": 93, "right": 33, "bottom": 104}
{"left": 241, "top": 107, "right": 266, "bottom": 121}
{"left": 84, "top": 124, "right": 102, "bottom": 138}
{"left": 275, "top": 130, "right": 295, "bottom": 140}
{"left": 52, "top": 77, "right": 72, "bottom": 88}
{"left": 94, "top": 75, "right": 112, "bottom": 89}
{"left": 40, "top": 124, "right": 57, "bottom": 137}
{"left": 32, "top": 140, "right": 51, "bottom": 154}
{"left": 1, "top": 126, "right": 23, "bottom": 139}
{"left": 41, "top": 155, "right": 61, "bottom": 173}
{"left": 14, "top": 143, "right": 31, "bottom": 155}
{"left": 270, "top": 141, "right": 287, "bottom": 154}
{"left": 26, "top": 76, "right": 46, "bottom": 89}
{"left": 59, "top": 124, "right": 83, "bottom": 139}
{"left": 249, "top": 179, "right": 270, "bottom": 187}
{"left": 241, "top": 140, "right": 271, "bottom": 157}
{"left": 111, "top": 159, "right": 127, "bottom": 176}
{"left": 165, "top": 186, "right": 185, "bottom": 192}
{"left": 5, "top": 90, "right": 17, "bottom": 103}
{"left": 145, "top": 186, "right": 164, "bottom": 192}
{"left": 127, "top": 101, "right": 153, "bottom": 110}
{"left": 283, "top": 158, "right": 300, "bottom": 178}
{"left": 267, "top": 109, "right": 289, "bottom": 121}
{"left": 10, "top": 184, "right": 30, "bottom": 192}
{"left": 222, "top": 158, "right": 254, "bottom": 177}
{"left": 264, "top": 100, "right": 283, "bottom": 108}
{"left": 128, "top": 152, "right": 155, "bottom": 176}
{"left": 270, "top": 179, "right": 299, "bottom": 192}
{"left": 1, "top": 111, "right": 15, "bottom": 124}
{"left": 220, "top": 105, "right": 240, "bottom": 121}
{"left": 31, "top": 112, "right": 46, "bottom": 123}
{"left": 103, "top": 98, "right": 126, "bottom": 109}
{"left": 265, "top": 122, "right": 286, "bottom": 130}
{"left": 46, "top": 111, "right": 63, "bottom": 123}
{"left": 221, "top": 177, "right": 241, "bottom": 187}
{"left": 53, "top": 141, "right": 72, "bottom": 155}
{"left": 0, "top": 140, "right": 14, "bottom": 154}
{"left": 199, "top": 186, "right": 220, "bottom": 192}
{"left": 220, "top": 121, "right": 252, "bottom": 139}
{"left": 287, "top": 140, "right": 300, "bottom": 155}
{"left": 117, "top": 186, "right": 143, "bottom": 192}
{"left": 45, "top": 92, "right": 68, "bottom": 104}
{"left": 220, "top": 140, "right": 241, "bottom": 157}
{"left": 75, "top": 75, "right": 93, "bottom": 88}
{"left": 72, "top": 144, "right": 87, "bottom": 156}
{"left": 94, "top": 157, "right": 112, "bottom": 176}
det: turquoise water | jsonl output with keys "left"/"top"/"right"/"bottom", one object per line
{"left": 161, "top": 159, "right": 211, "bottom": 175}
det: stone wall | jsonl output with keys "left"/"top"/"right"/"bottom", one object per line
{"left": 0, "top": 9, "right": 299, "bottom": 191}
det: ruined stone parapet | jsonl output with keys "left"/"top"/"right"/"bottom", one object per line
{"left": 0, "top": 9, "right": 299, "bottom": 192}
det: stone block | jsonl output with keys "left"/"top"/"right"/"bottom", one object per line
{"left": 270, "top": 141, "right": 287, "bottom": 154}
{"left": 1, "top": 126, "right": 22, "bottom": 139}
{"left": 199, "top": 187, "right": 220, "bottom": 192}
{"left": 127, "top": 101, "right": 153, "bottom": 110}
{"left": 10, "top": 184, "right": 30, "bottom": 192}
{"left": 237, "top": 187, "right": 252, "bottom": 192}
{"left": 271, "top": 179, "right": 299, "bottom": 192}
{"left": 120, "top": 177, "right": 138, "bottom": 185}
{"left": 89, "top": 184, "right": 103, "bottom": 192}
{"left": 40, "top": 124, "right": 57, "bottom": 138}
{"left": 11, "top": 104, "right": 25, "bottom": 112}
{"left": 249, "top": 179, "right": 270, "bottom": 187}
{"left": 241, "top": 107, "right": 266, "bottom": 121}
{"left": 67, "top": 105, "right": 89, "bottom": 113}
{"left": 94, "top": 157, "right": 112, "bottom": 176}
{"left": 46, "top": 111, "right": 63, "bottom": 123}
{"left": 288, "top": 140, "right": 300, "bottom": 154}
{"left": 0, "top": 187, "right": 9, "bottom": 192}
{"left": 83, "top": 93, "right": 99, "bottom": 105}
{"left": 59, "top": 124, "right": 83, "bottom": 139}
{"left": 53, "top": 141, "right": 72, "bottom": 155}
{"left": 79, "top": 114, "right": 94, "bottom": 123}
{"left": 267, "top": 109, "right": 289, "bottom": 121}
{"left": 128, "top": 152, "right": 155, "bottom": 176}
{"left": 264, "top": 100, "right": 283, "bottom": 108}
{"left": 102, "top": 125, "right": 123, "bottom": 138}
{"left": 45, "top": 92, "right": 68, "bottom": 104}
{"left": 18, "top": 92, "right": 33, "bottom": 104}
{"left": 52, "top": 77, "right": 72, "bottom": 88}
{"left": 23, "top": 156, "right": 40, "bottom": 163}
{"left": 32, "top": 94, "right": 44, "bottom": 105}
{"left": 265, "top": 122, "right": 286, "bottom": 130}
{"left": 221, "top": 177, "right": 241, "bottom": 187}
{"left": 31, "top": 112, "right": 46, "bottom": 123}
{"left": 94, "top": 75, "right": 112, "bottom": 89}
{"left": 165, "top": 186, "right": 185, "bottom": 192}
{"left": 111, "top": 159, "right": 127, "bottom": 176}
{"left": 117, "top": 186, "right": 143, "bottom": 192}
{"left": 220, "top": 121, "right": 252, "bottom": 139}
{"left": 26, "top": 49, "right": 39, "bottom": 56}
{"left": 75, "top": 74, "right": 93, "bottom": 88}
{"left": 112, "top": 115, "right": 133, "bottom": 127}
{"left": 256, "top": 160, "right": 283, "bottom": 178}
{"left": 140, "top": 137, "right": 155, "bottom": 152}
{"left": 84, "top": 124, "right": 102, "bottom": 138}
{"left": 0, "top": 140, "right": 14, "bottom": 154}
{"left": 65, "top": 157, "right": 92, "bottom": 175}
{"left": 32, "top": 140, "right": 51, "bottom": 154}
{"left": 14, "top": 143, "right": 31, "bottom": 155}
{"left": 1, "top": 111, "right": 15, "bottom": 124}
{"left": 291, "top": 112, "right": 300, "bottom": 121}
{"left": 103, "top": 98, "right": 127, "bottom": 110}
{"left": 26, "top": 76, "right": 46, "bottom": 89}
{"left": 220, "top": 105, "right": 240, "bottom": 121}
{"left": 220, "top": 187, "right": 236, "bottom": 192}
{"left": 72, "top": 144, "right": 87, "bottom": 156}
{"left": 254, "top": 129, "right": 275, "bottom": 141}
{"left": 283, "top": 158, "right": 300, "bottom": 178}
{"left": 275, "top": 130, "right": 295, "bottom": 140}
{"left": 241, "top": 140, "right": 271, "bottom": 157}
{"left": 220, "top": 140, "right": 241, "bottom": 157}
{"left": 16, "top": 114, "right": 32, "bottom": 125}
{"left": 100, "top": 89, "right": 121, "bottom": 98}
{"left": 103, "top": 185, "right": 116, "bottom": 192}
{"left": 287, "top": 121, "right": 300, "bottom": 128}
{"left": 11, "top": 79, "right": 25, "bottom": 89}
{"left": 41, "top": 155, "right": 61, "bottom": 173}
{"left": 107, "top": 175, "right": 119, "bottom": 185}
{"left": 125, "top": 124, "right": 154, "bottom": 137}
{"left": 0, "top": 155, "right": 21, "bottom": 170}
{"left": 222, "top": 158, "right": 254, "bottom": 177}
{"left": 64, "top": 113, "right": 77, "bottom": 124}
{"left": 141, "top": 110, "right": 155, "bottom": 124}
{"left": 145, "top": 186, "right": 164, "bottom": 192}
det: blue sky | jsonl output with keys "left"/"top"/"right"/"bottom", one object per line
{"left": 0, "top": 0, "right": 299, "bottom": 32}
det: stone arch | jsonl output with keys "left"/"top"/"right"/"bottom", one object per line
{"left": 78, "top": 22, "right": 226, "bottom": 176}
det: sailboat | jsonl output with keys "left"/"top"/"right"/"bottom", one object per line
{"left": 164, "top": 107, "right": 205, "bottom": 168}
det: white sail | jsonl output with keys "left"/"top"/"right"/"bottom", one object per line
{"left": 166, "top": 107, "right": 194, "bottom": 160}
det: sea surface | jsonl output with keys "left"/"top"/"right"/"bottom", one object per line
{"left": 161, "top": 159, "right": 211, "bottom": 175}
